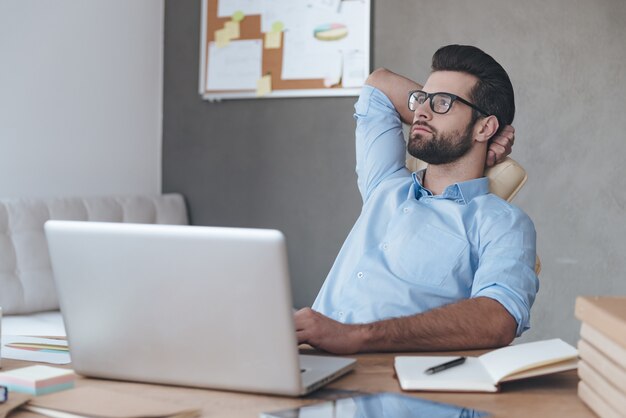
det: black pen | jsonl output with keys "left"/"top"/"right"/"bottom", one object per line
{"left": 424, "top": 357, "right": 466, "bottom": 375}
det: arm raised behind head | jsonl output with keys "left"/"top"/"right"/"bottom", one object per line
{"left": 365, "top": 68, "right": 422, "bottom": 125}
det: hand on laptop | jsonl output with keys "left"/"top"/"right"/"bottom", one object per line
{"left": 294, "top": 308, "right": 364, "bottom": 355}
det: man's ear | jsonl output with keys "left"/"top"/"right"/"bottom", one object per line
{"left": 473, "top": 115, "right": 499, "bottom": 143}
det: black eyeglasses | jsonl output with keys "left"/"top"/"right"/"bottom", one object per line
{"left": 408, "top": 90, "right": 489, "bottom": 116}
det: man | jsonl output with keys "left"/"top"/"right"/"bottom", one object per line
{"left": 295, "top": 45, "right": 538, "bottom": 354}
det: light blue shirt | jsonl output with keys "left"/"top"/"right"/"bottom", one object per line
{"left": 312, "top": 86, "right": 539, "bottom": 336}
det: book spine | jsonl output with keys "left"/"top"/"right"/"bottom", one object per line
{"left": 580, "top": 323, "right": 626, "bottom": 368}
{"left": 578, "top": 380, "right": 622, "bottom": 418}
{"left": 575, "top": 297, "right": 626, "bottom": 348}
{"left": 578, "top": 339, "right": 626, "bottom": 393}
{"left": 578, "top": 360, "right": 626, "bottom": 412}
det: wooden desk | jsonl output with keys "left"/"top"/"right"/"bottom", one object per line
{"left": 3, "top": 350, "right": 594, "bottom": 418}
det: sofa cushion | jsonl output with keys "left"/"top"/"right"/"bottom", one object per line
{"left": 0, "top": 194, "right": 188, "bottom": 315}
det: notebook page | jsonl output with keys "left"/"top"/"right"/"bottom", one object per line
{"left": 394, "top": 356, "right": 496, "bottom": 391}
{"left": 479, "top": 339, "right": 578, "bottom": 383}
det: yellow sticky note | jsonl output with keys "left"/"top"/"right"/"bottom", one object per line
{"left": 256, "top": 74, "right": 272, "bottom": 97}
{"left": 215, "top": 28, "right": 230, "bottom": 48}
{"left": 271, "top": 21, "right": 284, "bottom": 32}
{"left": 224, "top": 21, "right": 240, "bottom": 39}
{"left": 232, "top": 10, "right": 245, "bottom": 22}
{"left": 264, "top": 31, "right": 281, "bottom": 49}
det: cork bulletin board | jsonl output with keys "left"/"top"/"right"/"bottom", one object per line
{"left": 199, "top": 0, "right": 371, "bottom": 100}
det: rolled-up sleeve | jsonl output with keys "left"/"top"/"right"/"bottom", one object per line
{"left": 354, "top": 86, "right": 407, "bottom": 202}
{"left": 471, "top": 207, "right": 539, "bottom": 336}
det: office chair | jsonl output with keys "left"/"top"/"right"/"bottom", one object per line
{"left": 406, "top": 156, "right": 541, "bottom": 274}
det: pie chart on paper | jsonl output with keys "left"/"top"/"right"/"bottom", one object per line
{"left": 313, "top": 23, "right": 348, "bottom": 41}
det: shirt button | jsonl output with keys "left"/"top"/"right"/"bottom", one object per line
{"left": 357, "top": 272, "right": 364, "bottom": 279}
{"left": 403, "top": 207, "right": 410, "bottom": 214}
{"left": 338, "top": 311, "right": 344, "bottom": 317}
{"left": 382, "top": 242, "right": 389, "bottom": 250}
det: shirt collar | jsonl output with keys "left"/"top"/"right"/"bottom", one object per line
{"left": 411, "top": 169, "right": 489, "bottom": 204}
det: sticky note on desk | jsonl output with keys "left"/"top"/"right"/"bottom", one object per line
{"left": 0, "top": 365, "right": 75, "bottom": 396}
{"left": 265, "top": 31, "right": 282, "bottom": 49}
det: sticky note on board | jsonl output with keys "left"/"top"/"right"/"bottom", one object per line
{"left": 256, "top": 74, "right": 272, "bottom": 96}
{"left": 224, "top": 21, "right": 240, "bottom": 39}
{"left": 215, "top": 28, "right": 230, "bottom": 47}
{"left": 271, "top": 21, "right": 285, "bottom": 32}
{"left": 265, "top": 31, "right": 282, "bottom": 49}
{"left": 232, "top": 10, "right": 245, "bottom": 22}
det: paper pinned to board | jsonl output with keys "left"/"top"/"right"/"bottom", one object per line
{"left": 281, "top": 1, "right": 365, "bottom": 81}
{"left": 282, "top": 30, "right": 343, "bottom": 81}
{"left": 218, "top": 0, "right": 262, "bottom": 18}
{"left": 324, "top": 52, "right": 342, "bottom": 87}
{"left": 307, "top": 0, "right": 342, "bottom": 13}
{"left": 260, "top": 0, "right": 299, "bottom": 33}
{"left": 206, "top": 39, "right": 262, "bottom": 91}
{"left": 1, "top": 336, "right": 70, "bottom": 365}
{"left": 342, "top": 50, "right": 367, "bottom": 88}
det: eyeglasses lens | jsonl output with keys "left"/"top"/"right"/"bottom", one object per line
{"left": 408, "top": 92, "right": 425, "bottom": 111}
{"left": 432, "top": 94, "right": 452, "bottom": 114}
{"left": 409, "top": 91, "right": 452, "bottom": 114}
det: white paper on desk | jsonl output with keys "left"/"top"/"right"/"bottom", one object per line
{"left": 217, "top": 0, "right": 263, "bottom": 18}
{"left": 281, "top": 1, "right": 365, "bottom": 80}
{"left": 1, "top": 335, "right": 71, "bottom": 365}
{"left": 206, "top": 39, "right": 262, "bottom": 91}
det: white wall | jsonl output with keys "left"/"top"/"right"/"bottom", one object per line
{"left": 0, "top": 0, "right": 164, "bottom": 198}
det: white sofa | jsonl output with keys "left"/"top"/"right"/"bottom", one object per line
{"left": 0, "top": 194, "right": 188, "bottom": 336}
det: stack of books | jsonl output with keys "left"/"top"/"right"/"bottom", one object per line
{"left": 575, "top": 296, "right": 626, "bottom": 418}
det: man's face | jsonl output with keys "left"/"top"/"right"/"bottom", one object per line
{"left": 407, "top": 71, "right": 479, "bottom": 165}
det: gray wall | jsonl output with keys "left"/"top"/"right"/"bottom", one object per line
{"left": 163, "top": 0, "right": 626, "bottom": 345}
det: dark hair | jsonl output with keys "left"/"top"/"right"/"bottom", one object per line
{"left": 431, "top": 45, "right": 515, "bottom": 135}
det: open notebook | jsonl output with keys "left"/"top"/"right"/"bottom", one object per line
{"left": 395, "top": 338, "right": 578, "bottom": 392}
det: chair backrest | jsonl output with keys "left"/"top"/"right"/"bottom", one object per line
{"left": 406, "top": 156, "right": 540, "bottom": 274}
{"left": 406, "top": 156, "right": 527, "bottom": 203}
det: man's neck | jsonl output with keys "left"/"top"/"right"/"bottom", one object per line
{"left": 422, "top": 147, "right": 486, "bottom": 195}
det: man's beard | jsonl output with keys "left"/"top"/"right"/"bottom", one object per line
{"left": 407, "top": 121, "right": 473, "bottom": 165}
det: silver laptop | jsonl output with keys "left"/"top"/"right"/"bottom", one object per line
{"left": 45, "top": 220, "right": 355, "bottom": 396}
